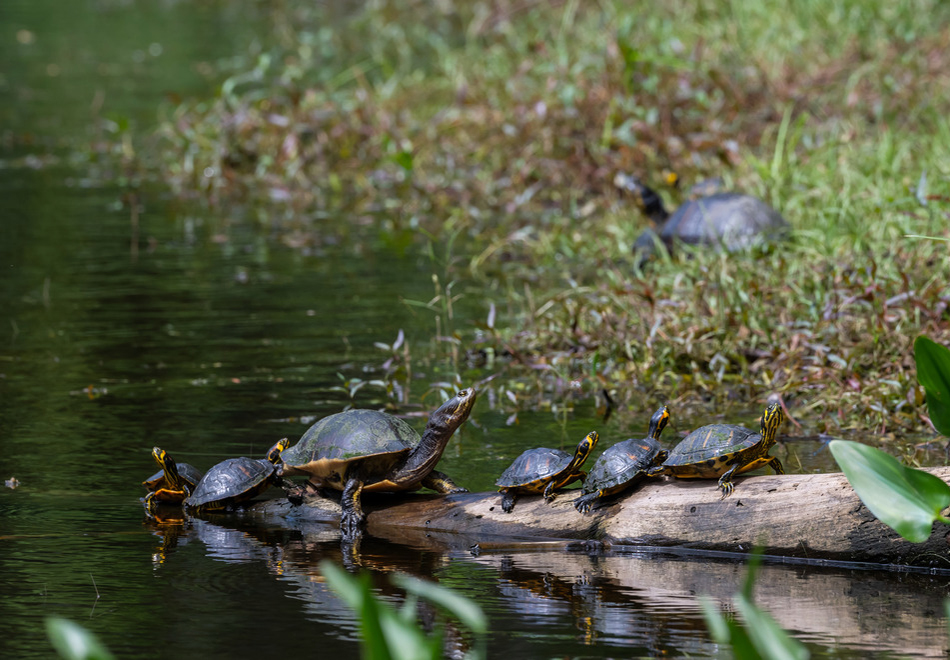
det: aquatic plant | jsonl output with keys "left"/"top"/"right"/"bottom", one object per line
{"left": 701, "top": 551, "right": 809, "bottom": 660}
{"left": 46, "top": 618, "right": 114, "bottom": 660}
{"left": 321, "top": 560, "right": 487, "bottom": 660}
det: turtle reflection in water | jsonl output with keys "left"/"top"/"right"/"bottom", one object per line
{"left": 279, "top": 388, "right": 477, "bottom": 541}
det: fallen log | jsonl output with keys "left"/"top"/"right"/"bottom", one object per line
{"left": 247, "top": 467, "right": 950, "bottom": 566}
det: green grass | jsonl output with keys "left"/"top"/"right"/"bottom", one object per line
{"left": 149, "top": 0, "right": 950, "bottom": 431}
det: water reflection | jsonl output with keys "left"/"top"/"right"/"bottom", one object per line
{"left": 148, "top": 507, "right": 950, "bottom": 659}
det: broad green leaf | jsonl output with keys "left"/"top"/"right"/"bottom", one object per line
{"left": 735, "top": 594, "right": 810, "bottom": 660}
{"left": 45, "top": 618, "right": 114, "bottom": 660}
{"left": 321, "top": 561, "right": 394, "bottom": 660}
{"left": 699, "top": 597, "right": 760, "bottom": 659}
{"left": 699, "top": 597, "right": 730, "bottom": 643}
{"left": 829, "top": 440, "right": 950, "bottom": 543}
{"left": 393, "top": 573, "right": 488, "bottom": 634}
{"left": 740, "top": 547, "right": 764, "bottom": 601}
{"left": 321, "top": 562, "right": 444, "bottom": 660}
{"left": 915, "top": 336, "right": 950, "bottom": 436}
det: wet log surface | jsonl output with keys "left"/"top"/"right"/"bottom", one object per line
{"left": 247, "top": 467, "right": 950, "bottom": 565}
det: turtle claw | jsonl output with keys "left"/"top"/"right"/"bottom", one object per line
{"left": 574, "top": 496, "right": 594, "bottom": 515}
{"left": 719, "top": 481, "right": 735, "bottom": 499}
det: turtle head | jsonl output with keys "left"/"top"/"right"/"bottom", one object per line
{"left": 760, "top": 403, "right": 786, "bottom": 444}
{"left": 426, "top": 387, "right": 477, "bottom": 436}
{"left": 152, "top": 446, "right": 167, "bottom": 467}
{"left": 613, "top": 173, "right": 668, "bottom": 224}
{"left": 573, "top": 431, "right": 599, "bottom": 465}
{"left": 266, "top": 437, "right": 290, "bottom": 464}
{"left": 648, "top": 405, "right": 671, "bottom": 440}
{"left": 152, "top": 447, "right": 182, "bottom": 488}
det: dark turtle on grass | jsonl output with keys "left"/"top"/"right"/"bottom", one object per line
{"left": 648, "top": 402, "right": 786, "bottom": 498}
{"left": 144, "top": 447, "right": 201, "bottom": 510}
{"left": 574, "top": 405, "right": 670, "bottom": 514}
{"left": 495, "top": 431, "right": 599, "bottom": 513}
{"left": 614, "top": 173, "right": 789, "bottom": 260}
{"left": 184, "top": 438, "right": 290, "bottom": 512}
{"left": 279, "top": 388, "right": 477, "bottom": 541}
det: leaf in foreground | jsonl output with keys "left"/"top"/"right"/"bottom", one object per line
{"left": 46, "top": 618, "right": 114, "bottom": 660}
{"left": 914, "top": 336, "right": 950, "bottom": 436}
{"left": 829, "top": 440, "right": 950, "bottom": 543}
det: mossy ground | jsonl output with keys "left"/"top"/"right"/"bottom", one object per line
{"left": 149, "top": 0, "right": 950, "bottom": 433}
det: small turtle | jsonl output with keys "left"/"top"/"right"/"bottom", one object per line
{"left": 144, "top": 447, "right": 201, "bottom": 510}
{"left": 495, "top": 431, "right": 599, "bottom": 514}
{"left": 185, "top": 438, "right": 290, "bottom": 512}
{"left": 574, "top": 405, "right": 670, "bottom": 514}
{"left": 144, "top": 448, "right": 203, "bottom": 500}
{"left": 614, "top": 174, "right": 789, "bottom": 260}
{"left": 279, "top": 388, "right": 476, "bottom": 541}
{"left": 649, "top": 403, "right": 786, "bottom": 498}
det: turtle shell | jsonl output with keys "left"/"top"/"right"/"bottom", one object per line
{"left": 495, "top": 448, "right": 574, "bottom": 490}
{"left": 582, "top": 436, "right": 666, "bottom": 495}
{"left": 185, "top": 457, "right": 276, "bottom": 511}
{"left": 658, "top": 193, "right": 788, "bottom": 251}
{"left": 662, "top": 424, "right": 760, "bottom": 472}
{"left": 280, "top": 410, "right": 418, "bottom": 486}
{"left": 143, "top": 462, "right": 204, "bottom": 492}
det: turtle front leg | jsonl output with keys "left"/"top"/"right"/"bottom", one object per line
{"left": 717, "top": 464, "right": 740, "bottom": 499}
{"left": 421, "top": 470, "right": 468, "bottom": 494}
{"left": 341, "top": 477, "right": 366, "bottom": 541}
{"left": 768, "top": 456, "right": 785, "bottom": 475}
{"left": 500, "top": 488, "right": 517, "bottom": 513}
{"left": 542, "top": 479, "right": 558, "bottom": 503}
{"left": 574, "top": 491, "right": 600, "bottom": 514}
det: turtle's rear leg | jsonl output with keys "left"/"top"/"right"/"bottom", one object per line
{"left": 422, "top": 470, "right": 468, "bottom": 494}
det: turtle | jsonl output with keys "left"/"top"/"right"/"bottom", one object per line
{"left": 495, "top": 431, "right": 599, "bottom": 514}
{"left": 184, "top": 437, "right": 290, "bottom": 512}
{"left": 574, "top": 405, "right": 671, "bottom": 514}
{"left": 648, "top": 402, "right": 786, "bottom": 498}
{"left": 278, "top": 387, "right": 477, "bottom": 540}
{"left": 613, "top": 173, "right": 789, "bottom": 261}
{"left": 143, "top": 448, "right": 203, "bottom": 498}
{"left": 144, "top": 447, "right": 201, "bottom": 510}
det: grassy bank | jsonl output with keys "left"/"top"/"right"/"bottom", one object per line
{"left": 151, "top": 0, "right": 950, "bottom": 432}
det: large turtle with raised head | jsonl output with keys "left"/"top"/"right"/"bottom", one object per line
{"left": 614, "top": 174, "right": 789, "bottom": 261}
{"left": 495, "top": 431, "right": 599, "bottom": 513}
{"left": 574, "top": 405, "right": 670, "bottom": 514}
{"left": 648, "top": 402, "right": 786, "bottom": 498}
{"left": 279, "top": 387, "right": 476, "bottom": 541}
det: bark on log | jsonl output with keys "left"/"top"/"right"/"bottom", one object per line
{"left": 249, "top": 468, "right": 950, "bottom": 566}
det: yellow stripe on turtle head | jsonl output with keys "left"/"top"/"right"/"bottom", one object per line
{"left": 760, "top": 403, "right": 786, "bottom": 441}
{"left": 267, "top": 437, "right": 290, "bottom": 464}
{"left": 650, "top": 405, "right": 671, "bottom": 439}
{"left": 152, "top": 447, "right": 167, "bottom": 466}
{"left": 575, "top": 431, "right": 599, "bottom": 463}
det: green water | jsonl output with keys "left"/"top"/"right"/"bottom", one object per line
{"left": 2, "top": 1, "right": 950, "bottom": 658}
